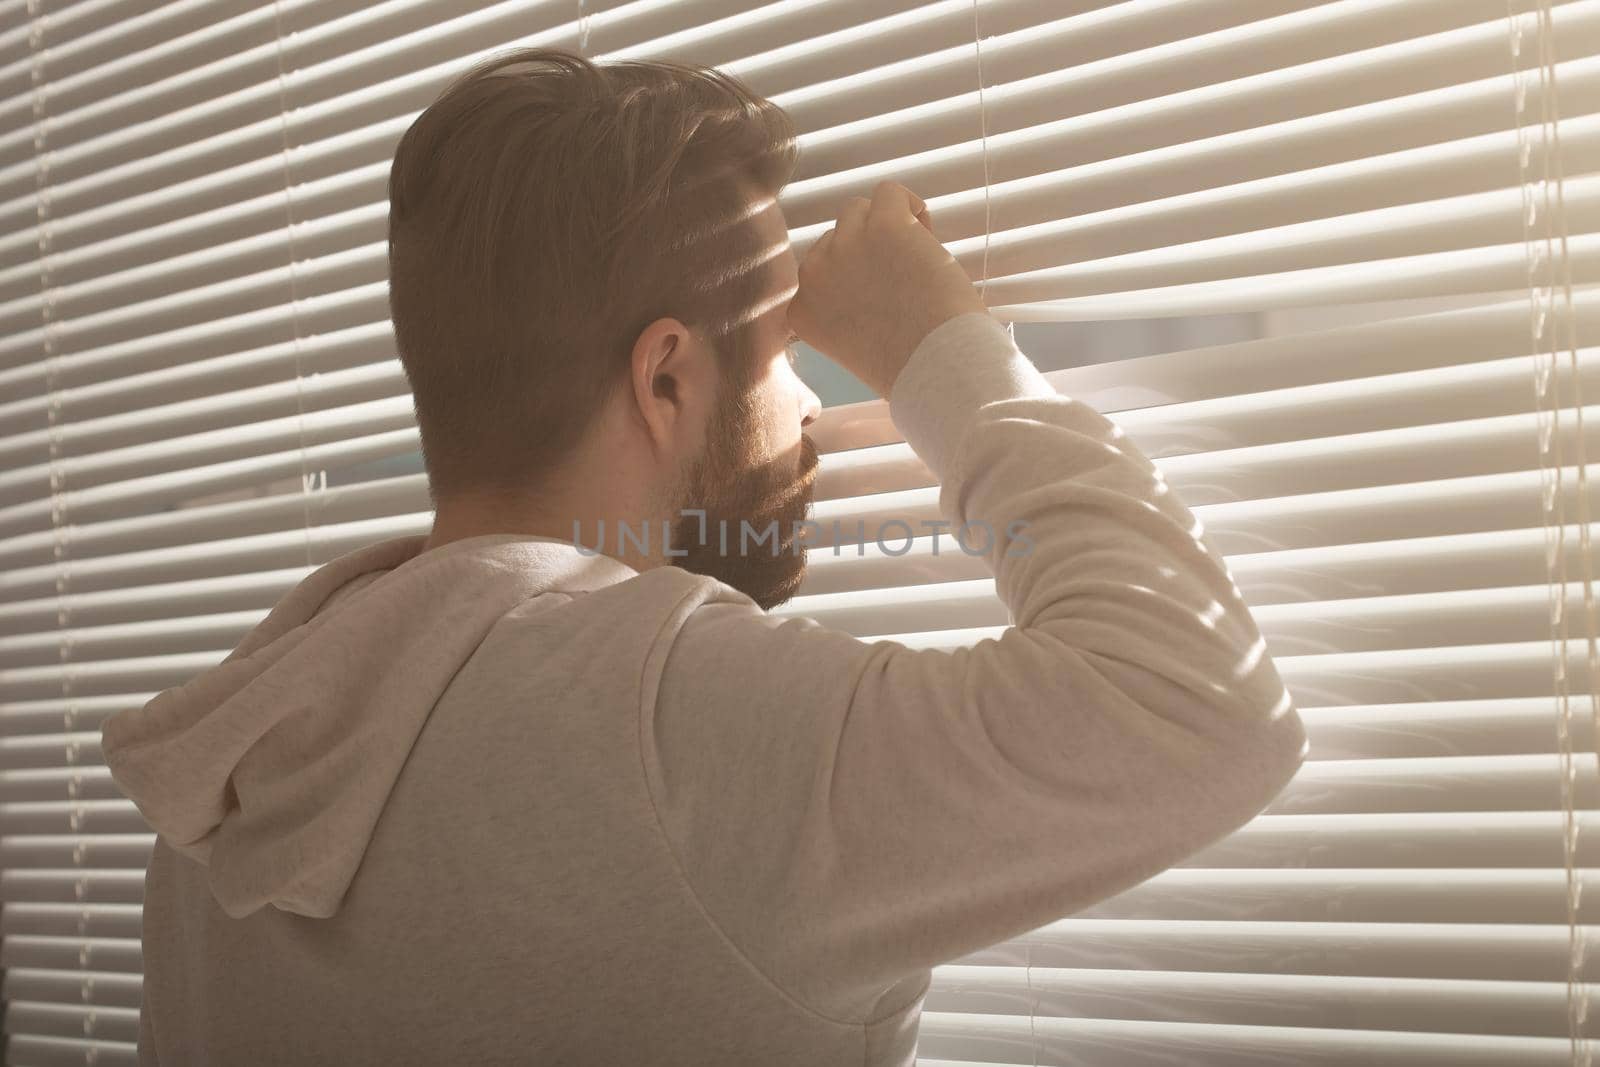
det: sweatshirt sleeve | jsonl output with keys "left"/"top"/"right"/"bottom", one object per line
{"left": 639, "top": 310, "right": 1309, "bottom": 1025}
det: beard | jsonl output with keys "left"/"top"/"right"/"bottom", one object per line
{"left": 665, "top": 382, "right": 819, "bottom": 611}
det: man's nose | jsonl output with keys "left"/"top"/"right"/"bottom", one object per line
{"left": 799, "top": 383, "right": 821, "bottom": 429}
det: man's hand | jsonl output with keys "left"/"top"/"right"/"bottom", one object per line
{"left": 788, "top": 179, "right": 989, "bottom": 399}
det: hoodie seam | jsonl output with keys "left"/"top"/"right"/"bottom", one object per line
{"left": 637, "top": 579, "right": 872, "bottom": 1043}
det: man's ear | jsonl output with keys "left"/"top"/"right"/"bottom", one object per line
{"left": 629, "top": 317, "right": 714, "bottom": 457}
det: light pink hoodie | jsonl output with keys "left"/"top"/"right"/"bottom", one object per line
{"left": 102, "top": 311, "right": 1307, "bottom": 1065}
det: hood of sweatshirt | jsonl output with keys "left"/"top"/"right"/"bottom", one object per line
{"left": 100, "top": 532, "right": 641, "bottom": 921}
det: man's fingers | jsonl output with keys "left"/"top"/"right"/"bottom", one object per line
{"left": 837, "top": 183, "right": 931, "bottom": 238}
{"left": 836, "top": 196, "right": 870, "bottom": 235}
{"left": 868, "top": 179, "right": 933, "bottom": 235}
{"left": 872, "top": 178, "right": 924, "bottom": 216}
{"left": 806, "top": 227, "right": 835, "bottom": 263}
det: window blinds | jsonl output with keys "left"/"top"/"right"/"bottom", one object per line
{"left": 1, "top": 0, "right": 1596, "bottom": 1063}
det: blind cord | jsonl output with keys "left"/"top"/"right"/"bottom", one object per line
{"left": 1508, "top": 2, "right": 1596, "bottom": 1063}
{"left": 269, "top": 0, "right": 322, "bottom": 573}
{"left": 973, "top": 0, "right": 995, "bottom": 318}
{"left": 23, "top": 1, "right": 100, "bottom": 1048}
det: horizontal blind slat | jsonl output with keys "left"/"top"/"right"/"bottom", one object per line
{"left": 3, "top": 1033, "right": 138, "bottom": 1066}
{"left": 925, "top": 966, "right": 1592, "bottom": 1039}
{"left": 1181, "top": 811, "right": 1600, "bottom": 868}
{"left": 2, "top": 1000, "right": 140, "bottom": 1044}
{"left": 0, "top": 869, "right": 147, "bottom": 904}
{"left": 0, "top": 801, "right": 147, "bottom": 836}
{"left": 0, "top": 834, "right": 155, "bottom": 869}
{"left": 1, "top": 935, "right": 143, "bottom": 973}
{"left": 914, "top": 1016, "right": 1595, "bottom": 1067}
{"left": 886, "top": 628, "right": 1597, "bottom": 703}
{"left": 963, "top": 919, "right": 1600, "bottom": 982}
{"left": 2, "top": 968, "right": 142, "bottom": 1009}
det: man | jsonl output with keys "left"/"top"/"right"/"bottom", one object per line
{"left": 102, "top": 46, "right": 1307, "bottom": 1065}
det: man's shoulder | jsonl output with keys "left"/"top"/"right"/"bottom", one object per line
{"left": 586, "top": 563, "right": 757, "bottom": 615}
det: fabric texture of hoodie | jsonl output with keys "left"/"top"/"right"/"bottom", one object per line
{"left": 102, "top": 310, "right": 1308, "bottom": 1065}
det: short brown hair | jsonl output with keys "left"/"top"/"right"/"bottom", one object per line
{"left": 387, "top": 47, "right": 799, "bottom": 508}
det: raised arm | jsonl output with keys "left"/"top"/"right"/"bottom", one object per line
{"left": 640, "top": 309, "right": 1307, "bottom": 1024}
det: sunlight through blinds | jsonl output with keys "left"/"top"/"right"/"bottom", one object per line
{"left": 2, "top": 0, "right": 1599, "bottom": 1063}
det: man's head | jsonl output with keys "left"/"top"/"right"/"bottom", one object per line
{"left": 388, "top": 47, "right": 822, "bottom": 609}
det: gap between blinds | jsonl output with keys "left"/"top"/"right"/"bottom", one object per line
{"left": 9, "top": 0, "right": 1600, "bottom": 1062}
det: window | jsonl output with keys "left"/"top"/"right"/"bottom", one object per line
{"left": 2, "top": 1, "right": 1596, "bottom": 1061}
